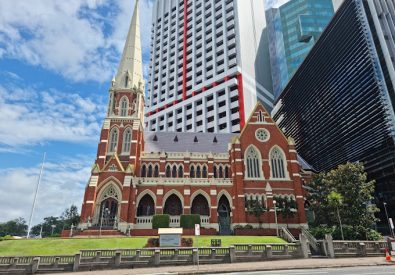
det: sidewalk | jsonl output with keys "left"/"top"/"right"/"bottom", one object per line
{"left": 62, "top": 257, "right": 395, "bottom": 275}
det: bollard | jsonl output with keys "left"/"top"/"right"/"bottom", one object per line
{"left": 95, "top": 251, "right": 101, "bottom": 262}
{"left": 211, "top": 248, "right": 216, "bottom": 259}
{"left": 11, "top": 258, "right": 18, "bottom": 268}
{"left": 154, "top": 249, "right": 160, "bottom": 266}
{"left": 136, "top": 250, "right": 141, "bottom": 261}
{"left": 247, "top": 245, "right": 253, "bottom": 256}
{"left": 266, "top": 245, "right": 273, "bottom": 259}
{"left": 229, "top": 246, "right": 236, "bottom": 263}
{"left": 284, "top": 245, "right": 289, "bottom": 256}
{"left": 358, "top": 243, "right": 367, "bottom": 257}
{"left": 192, "top": 249, "right": 199, "bottom": 264}
{"left": 31, "top": 257, "right": 40, "bottom": 274}
{"left": 73, "top": 254, "right": 81, "bottom": 272}
{"left": 115, "top": 251, "right": 121, "bottom": 268}
{"left": 54, "top": 257, "right": 60, "bottom": 268}
{"left": 299, "top": 234, "right": 310, "bottom": 259}
{"left": 174, "top": 249, "right": 179, "bottom": 260}
{"left": 325, "top": 234, "right": 335, "bottom": 258}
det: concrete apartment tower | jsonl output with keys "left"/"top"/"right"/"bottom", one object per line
{"left": 145, "top": 0, "right": 273, "bottom": 133}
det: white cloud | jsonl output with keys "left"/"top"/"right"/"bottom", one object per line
{"left": 0, "top": 83, "right": 106, "bottom": 151}
{"left": 0, "top": 156, "right": 91, "bottom": 224}
{"left": 0, "top": 0, "right": 153, "bottom": 83}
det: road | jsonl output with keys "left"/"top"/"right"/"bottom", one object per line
{"left": 210, "top": 266, "right": 395, "bottom": 275}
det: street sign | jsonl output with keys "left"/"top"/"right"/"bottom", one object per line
{"left": 195, "top": 224, "right": 200, "bottom": 236}
{"left": 390, "top": 218, "right": 394, "bottom": 230}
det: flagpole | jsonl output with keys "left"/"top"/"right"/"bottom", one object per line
{"left": 27, "top": 152, "right": 46, "bottom": 238}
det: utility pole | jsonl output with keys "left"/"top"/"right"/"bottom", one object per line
{"left": 27, "top": 152, "right": 46, "bottom": 238}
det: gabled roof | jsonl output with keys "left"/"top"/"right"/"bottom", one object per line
{"left": 144, "top": 131, "right": 234, "bottom": 153}
{"left": 297, "top": 154, "right": 316, "bottom": 171}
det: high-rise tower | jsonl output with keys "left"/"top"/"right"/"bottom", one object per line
{"left": 145, "top": 0, "right": 273, "bottom": 133}
{"left": 266, "top": 0, "right": 335, "bottom": 99}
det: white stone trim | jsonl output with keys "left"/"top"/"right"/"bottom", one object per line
{"left": 157, "top": 189, "right": 163, "bottom": 195}
{"left": 86, "top": 201, "right": 94, "bottom": 204}
{"left": 123, "top": 176, "right": 132, "bottom": 187}
{"left": 89, "top": 176, "right": 99, "bottom": 187}
{"left": 210, "top": 190, "right": 217, "bottom": 195}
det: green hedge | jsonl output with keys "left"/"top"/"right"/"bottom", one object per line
{"left": 152, "top": 215, "right": 170, "bottom": 229}
{"left": 180, "top": 214, "right": 200, "bottom": 229}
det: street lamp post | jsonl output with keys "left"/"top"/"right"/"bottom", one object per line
{"left": 273, "top": 200, "right": 279, "bottom": 237}
{"left": 383, "top": 202, "right": 395, "bottom": 238}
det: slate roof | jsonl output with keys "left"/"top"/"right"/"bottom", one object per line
{"left": 297, "top": 155, "right": 315, "bottom": 171}
{"left": 144, "top": 131, "right": 315, "bottom": 171}
{"left": 144, "top": 131, "right": 234, "bottom": 153}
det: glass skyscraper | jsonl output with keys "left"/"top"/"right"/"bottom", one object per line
{"left": 272, "top": 0, "right": 395, "bottom": 233}
{"left": 266, "top": 0, "right": 335, "bottom": 99}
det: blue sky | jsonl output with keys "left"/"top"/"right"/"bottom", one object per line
{"left": 0, "top": 0, "right": 155, "bottom": 224}
{"left": 0, "top": 0, "right": 287, "bottom": 225}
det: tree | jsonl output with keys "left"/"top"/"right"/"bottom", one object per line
{"left": 61, "top": 205, "right": 80, "bottom": 229}
{"left": 307, "top": 162, "right": 379, "bottom": 239}
{"left": 246, "top": 198, "right": 267, "bottom": 228}
{"left": 327, "top": 191, "right": 344, "bottom": 240}
{"left": 279, "top": 198, "right": 297, "bottom": 229}
{"left": 0, "top": 218, "right": 28, "bottom": 237}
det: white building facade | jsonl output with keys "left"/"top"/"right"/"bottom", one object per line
{"left": 146, "top": 0, "right": 273, "bottom": 133}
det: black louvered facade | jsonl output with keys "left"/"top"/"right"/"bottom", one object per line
{"left": 273, "top": 0, "right": 395, "bottom": 231}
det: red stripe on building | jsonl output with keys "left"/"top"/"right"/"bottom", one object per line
{"left": 182, "top": 0, "right": 188, "bottom": 101}
{"left": 237, "top": 73, "right": 246, "bottom": 129}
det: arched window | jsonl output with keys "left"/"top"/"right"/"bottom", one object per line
{"left": 219, "top": 166, "right": 224, "bottom": 178}
{"left": 196, "top": 165, "right": 201, "bottom": 178}
{"left": 202, "top": 165, "right": 207, "bottom": 178}
{"left": 166, "top": 165, "right": 171, "bottom": 178}
{"left": 178, "top": 165, "right": 183, "bottom": 178}
{"left": 109, "top": 128, "right": 118, "bottom": 153}
{"left": 213, "top": 166, "right": 218, "bottom": 178}
{"left": 122, "top": 128, "right": 132, "bottom": 153}
{"left": 245, "top": 146, "right": 261, "bottom": 178}
{"left": 190, "top": 165, "right": 195, "bottom": 178}
{"left": 225, "top": 166, "right": 230, "bottom": 178}
{"left": 154, "top": 165, "right": 159, "bottom": 177}
{"left": 120, "top": 97, "right": 128, "bottom": 116}
{"left": 172, "top": 165, "right": 177, "bottom": 178}
{"left": 271, "top": 147, "right": 286, "bottom": 178}
{"left": 147, "top": 165, "right": 153, "bottom": 178}
{"left": 141, "top": 164, "right": 147, "bottom": 177}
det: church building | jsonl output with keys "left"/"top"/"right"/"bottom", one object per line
{"left": 78, "top": 0, "right": 311, "bottom": 235}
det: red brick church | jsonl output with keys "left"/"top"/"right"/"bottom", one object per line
{"left": 78, "top": 1, "right": 312, "bottom": 235}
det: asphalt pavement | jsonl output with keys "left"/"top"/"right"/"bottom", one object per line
{"left": 210, "top": 265, "right": 395, "bottom": 275}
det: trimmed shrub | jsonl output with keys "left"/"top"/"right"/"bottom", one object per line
{"left": 0, "top": 235, "right": 13, "bottom": 241}
{"left": 152, "top": 215, "right": 170, "bottom": 229}
{"left": 180, "top": 214, "right": 200, "bottom": 229}
{"left": 145, "top": 238, "right": 159, "bottom": 247}
{"left": 181, "top": 238, "right": 193, "bottom": 247}
{"left": 310, "top": 225, "right": 383, "bottom": 241}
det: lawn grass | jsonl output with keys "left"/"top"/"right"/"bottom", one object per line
{"left": 0, "top": 236, "right": 286, "bottom": 256}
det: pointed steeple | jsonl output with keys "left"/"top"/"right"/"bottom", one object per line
{"left": 114, "top": 0, "right": 144, "bottom": 91}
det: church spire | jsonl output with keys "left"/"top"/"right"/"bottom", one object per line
{"left": 114, "top": 0, "right": 144, "bottom": 91}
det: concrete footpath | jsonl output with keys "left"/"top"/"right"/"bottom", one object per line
{"left": 61, "top": 257, "right": 395, "bottom": 275}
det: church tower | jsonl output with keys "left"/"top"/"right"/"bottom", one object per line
{"left": 79, "top": 0, "right": 145, "bottom": 232}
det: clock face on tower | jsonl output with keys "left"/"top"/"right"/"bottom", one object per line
{"left": 256, "top": 128, "right": 270, "bottom": 142}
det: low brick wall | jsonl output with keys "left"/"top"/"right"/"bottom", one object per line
{"left": 235, "top": 228, "right": 301, "bottom": 237}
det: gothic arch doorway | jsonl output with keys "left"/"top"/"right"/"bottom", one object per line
{"left": 99, "top": 198, "right": 118, "bottom": 227}
{"left": 191, "top": 194, "right": 210, "bottom": 216}
{"left": 137, "top": 194, "right": 155, "bottom": 216}
{"left": 164, "top": 194, "right": 183, "bottom": 216}
{"left": 94, "top": 184, "right": 121, "bottom": 227}
{"left": 218, "top": 195, "right": 231, "bottom": 235}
